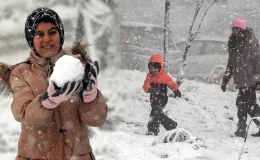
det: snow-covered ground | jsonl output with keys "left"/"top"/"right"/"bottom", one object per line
{"left": 1, "top": 61, "right": 260, "bottom": 159}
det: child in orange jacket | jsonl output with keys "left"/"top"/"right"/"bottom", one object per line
{"left": 143, "top": 54, "right": 181, "bottom": 135}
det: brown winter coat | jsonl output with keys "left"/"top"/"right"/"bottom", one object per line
{"left": 5, "top": 49, "right": 107, "bottom": 160}
{"left": 224, "top": 28, "right": 260, "bottom": 88}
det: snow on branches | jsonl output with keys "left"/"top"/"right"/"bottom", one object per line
{"left": 177, "top": 0, "right": 218, "bottom": 86}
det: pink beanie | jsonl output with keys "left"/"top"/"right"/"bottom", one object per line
{"left": 232, "top": 18, "right": 246, "bottom": 30}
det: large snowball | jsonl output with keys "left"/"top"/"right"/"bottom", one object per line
{"left": 50, "top": 55, "right": 85, "bottom": 87}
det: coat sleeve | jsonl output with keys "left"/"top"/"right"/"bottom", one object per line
{"left": 10, "top": 67, "right": 53, "bottom": 126}
{"left": 223, "top": 40, "right": 233, "bottom": 83}
{"left": 78, "top": 90, "right": 108, "bottom": 127}
{"left": 143, "top": 74, "right": 151, "bottom": 93}
{"left": 223, "top": 55, "right": 233, "bottom": 82}
{"left": 251, "top": 36, "right": 260, "bottom": 82}
{"left": 165, "top": 74, "right": 178, "bottom": 92}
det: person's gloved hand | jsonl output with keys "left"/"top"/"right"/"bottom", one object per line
{"left": 221, "top": 83, "right": 226, "bottom": 92}
{"left": 174, "top": 89, "right": 181, "bottom": 98}
{"left": 148, "top": 87, "right": 159, "bottom": 95}
{"left": 82, "top": 61, "right": 99, "bottom": 103}
{"left": 256, "top": 82, "right": 260, "bottom": 90}
{"left": 41, "top": 81, "right": 82, "bottom": 109}
{"left": 221, "top": 79, "right": 229, "bottom": 92}
{"left": 176, "top": 80, "right": 182, "bottom": 87}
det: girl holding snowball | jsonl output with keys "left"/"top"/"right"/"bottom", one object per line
{"left": 0, "top": 7, "right": 107, "bottom": 160}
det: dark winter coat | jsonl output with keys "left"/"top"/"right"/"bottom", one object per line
{"left": 143, "top": 54, "right": 178, "bottom": 105}
{"left": 0, "top": 49, "right": 107, "bottom": 160}
{"left": 223, "top": 28, "right": 260, "bottom": 88}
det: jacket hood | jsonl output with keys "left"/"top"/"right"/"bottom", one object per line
{"left": 229, "top": 27, "right": 258, "bottom": 49}
{"left": 230, "top": 27, "right": 254, "bottom": 40}
{"left": 247, "top": 27, "right": 253, "bottom": 34}
{"left": 244, "top": 27, "right": 254, "bottom": 40}
{"left": 149, "top": 54, "right": 165, "bottom": 72}
{"left": 0, "top": 63, "right": 12, "bottom": 96}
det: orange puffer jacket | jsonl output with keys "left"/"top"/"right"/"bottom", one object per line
{"left": 143, "top": 54, "right": 178, "bottom": 93}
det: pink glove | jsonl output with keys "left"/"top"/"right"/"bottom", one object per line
{"left": 82, "top": 61, "right": 99, "bottom": 103}
{"left": 41, "top": 81, "right": 82, "bottom": 109}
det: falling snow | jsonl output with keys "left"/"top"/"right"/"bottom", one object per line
{"left": 1, "top": 0, "right": 260, "bottom": 160}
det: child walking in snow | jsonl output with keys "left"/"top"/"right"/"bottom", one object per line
{"left": 143, "top": 54, "right": 181, "bottom": 135}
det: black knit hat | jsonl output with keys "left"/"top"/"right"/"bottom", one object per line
{"left": 24, "top": 7, "right": 64, "bottom": 52}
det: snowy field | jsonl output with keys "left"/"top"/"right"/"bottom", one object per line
{"left": 1, "top": 60, "right": 260, "bottom": 159}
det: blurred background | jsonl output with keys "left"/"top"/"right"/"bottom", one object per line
{"left": 1, "top": 0, "right": 260, "bottom": 69}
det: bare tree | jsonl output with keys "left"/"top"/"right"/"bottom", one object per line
{"left": 75, "top": 11, "right": 85, "bottom": 42}
{"left": 176, "top": 0, "right": 217, "bottom": 86}
{"left": 73, "top": 0, "right": 120, "bottom": 69}
{"left": 164, "top": 0, "right": 170, "bottom": 72}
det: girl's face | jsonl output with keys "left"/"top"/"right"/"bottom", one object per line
{"left": 33, "top": 22, "right": 60, "bottom": 58}
{"left": 149, "top": 66, "right": 160, "bottom": 75}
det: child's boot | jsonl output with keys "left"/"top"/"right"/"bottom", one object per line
{"left": 234, "top": 123, "right": 247, "bottom": 138}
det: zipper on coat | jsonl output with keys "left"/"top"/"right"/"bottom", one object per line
{"left": 46, "top": 58, "right": 52, "bottom": 72}
{"left": 46, "top": 58, "right": 53, "bottom": 79}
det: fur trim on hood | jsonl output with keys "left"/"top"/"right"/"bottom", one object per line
{"left": 0, "top": 61, "right": 31, "bottom": 97}
{"left": 0, "top": 63, "right": 14, "bottom": 96}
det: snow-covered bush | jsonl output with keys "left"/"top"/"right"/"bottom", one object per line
{"left": 153, "top": 128, "right": 195, "bottom": 145}
{"left": 153, "top": 128, "right": 207, "bottom": 151}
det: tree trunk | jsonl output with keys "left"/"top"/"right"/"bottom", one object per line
{"left": 75, "top": 11, "right": 85, "bottom": 42}
{"left": 74, "top": 0, "right": 120, "bottom": 69}
{"left": 164, "top": 0, "right": 170, "bottom": 72}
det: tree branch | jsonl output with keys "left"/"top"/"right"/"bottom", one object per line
{"left": 196, "top": 0, "right": 218, "bottom": 32}
{"left": 164, "top": 0, "right": 171, "bottom": 72}
{"left": 176, "top": 0, "right": 219, "bottom": 86}
{"left": 188, "top": 0, "right": 204, "bottom": 37}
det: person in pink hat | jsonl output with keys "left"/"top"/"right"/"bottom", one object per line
{"left": 231, "top": 17, "right": 247, "bottom": 36}
{"left": 221, "top": 17, "right": 260, "bottom": 138}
